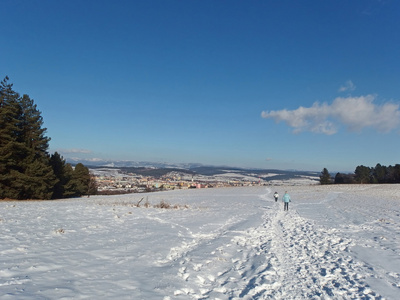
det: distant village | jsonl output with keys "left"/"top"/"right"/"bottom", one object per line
{"left": 92, "top": 168, "right": 319, "bottom": 194}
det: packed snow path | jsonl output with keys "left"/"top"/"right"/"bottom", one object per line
{"left": 168, "top": 197, "right": 382, "bottom": 299}
{"left": 1, "top": 185, "right": 399, "bottom": 299}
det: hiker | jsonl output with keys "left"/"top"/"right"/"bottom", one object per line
{"left": 282, "top": 191, "right": 291, "bottom": 211}
{"left": 274, "top": 192, "right": 279, "bottom": 202}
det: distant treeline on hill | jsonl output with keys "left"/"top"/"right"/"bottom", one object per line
{"left": 320, "top": 164, "right": 400, "bottom": 184}
{"left": 89, "top": 165, "right": 318, "bottom": 180}
{"left": 0, "top": 77, "right": 96, "bottom": 200}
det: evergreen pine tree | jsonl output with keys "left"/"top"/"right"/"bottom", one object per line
{"left": 22, "top": 158, "right": 57, "bottom": 199}
{"left": 87, "top": 173, "right": 98, "bottom": 196}
{"left": 49, "top": 152, "right": 67, "bottom": 199}
{"left": 63, "top": 164, "right": 79, "bottom": 198}
{"left": 72, "top": 163, "right": 90, "bottom": 196}
{"left": 354, "top": 165, "right": 371, "bottom": 184}
{"left": 0, "top": 76, "right": 56, "bottom": 199}
{"left": 18, "top": 94, "right": 56, "bottom": 199}
{"left": 0, "top": 77, "right": 27, "bottom": 199}
{"left": 319, "top": 168, "right": 331, "bottom": 185}
{"left": 394, "top": 164, "right": 400, "bottom": 183}
{"left": 49, "top": 152, "right": 94, "bottom": 199}
{"left": 19, "top": 94, "right": 51, "bottom": 155}
{"left": 372, "top": 163, "right": 386, "bottom": 183}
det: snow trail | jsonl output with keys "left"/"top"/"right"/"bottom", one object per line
{"left": 169, "top": 190, "right": 382, "bottom": 299}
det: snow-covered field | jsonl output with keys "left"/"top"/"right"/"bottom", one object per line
{"left": 1, "top": 184, "right": 400, "bottom": 299}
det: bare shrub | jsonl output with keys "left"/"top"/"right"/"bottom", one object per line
{"left": 136, "top": 197, "right": 145, "bottom": 207}
{"left": 98, "top": 198, "right": 188, "bottom": 210}
{"left": 154, "top": 200, "right": 170, "bottom": 209}
{"left": 153, "top": 200, "right": 188, "bottom": 209}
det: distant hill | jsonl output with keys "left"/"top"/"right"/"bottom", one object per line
{"left": 189, "top": 166, "right": 318, "bottom": 180}
{"left": 66, "top": 158, "right": 203, "bottom": 170}
{"left": 70, "top": 159, "right": 319, "bottom": 182}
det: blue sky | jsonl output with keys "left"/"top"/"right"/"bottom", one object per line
{"left": 2, "top": 0, "right": 400, "bottom": 172}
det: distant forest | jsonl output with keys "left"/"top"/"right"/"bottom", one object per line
{"left": 320, "top": 164, "right": 400, "bottom": 185}
{"left": 0, "top": 77, "right": 95, "bottom": 200}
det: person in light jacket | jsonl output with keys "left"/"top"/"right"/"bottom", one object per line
{"left": 282, "top": 191, "right": 291, "bottom": 211}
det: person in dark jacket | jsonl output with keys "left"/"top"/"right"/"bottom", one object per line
{"left": 274, "top": 192, "right": 279, "bottom": 202}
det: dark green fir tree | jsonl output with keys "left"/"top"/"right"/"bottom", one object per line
{"left": 319, "top": 168, "right": 332, "bottom": 185}
{"left": 49, "top": 152, "right": 68, "bottom": 199}
{"left": 18, "top": 93, "right": 56, "bottom": 199}
{"left": 72, "top": 163, "right": 91, "bottom": 196}
{"left": 0, "top": 76, "right": 56, "bottom": 199}
{"left": 0, "top": 76, "right": 27, "bottom": 199}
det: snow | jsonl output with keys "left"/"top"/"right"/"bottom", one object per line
{"left": 1, "top": 184, "right": 400, "bottom": 299}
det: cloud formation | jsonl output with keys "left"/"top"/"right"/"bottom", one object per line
{"left": 261, "top": 95, "right": 400, "bottom": 135}
{"left": 338, "top": 80, "right": 356, "bottom": 92}
{"left": 58, "top": 148, "right": 93, "bottom": 154}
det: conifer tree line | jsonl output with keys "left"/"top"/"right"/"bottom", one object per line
{"left": 320, "top": 164, "right": 400, "bottom": 185}
{"left": 0, "top": 76, "right": 96, "bottom": 200}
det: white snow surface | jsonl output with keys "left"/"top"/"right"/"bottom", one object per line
{"left": 1, "top": 184, "right": 400, "bottom": 299}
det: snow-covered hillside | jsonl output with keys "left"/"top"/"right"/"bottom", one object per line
{"left": 1, "top": 185, "right": 399, "bottom": 299}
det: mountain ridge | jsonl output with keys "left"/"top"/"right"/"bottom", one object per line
{"left": 67, "top": 158, "right": 320, "bottom": 182}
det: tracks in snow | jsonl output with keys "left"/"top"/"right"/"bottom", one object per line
{"left": 267, "top": 210, "right": 378, "bottom": 299}
{"left": 165, "top": 203, "right": 382, "bottom": 299}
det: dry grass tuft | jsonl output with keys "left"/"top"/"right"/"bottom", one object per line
{"left": 154, "top": 200, "right": 170, "bottom": 209}
{"left": 99, "top": 198, "right": 188, "bottom": 210}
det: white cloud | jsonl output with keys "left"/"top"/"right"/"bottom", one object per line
{"left": 68, "top": 157, "right": 105, "bottom": 163}
{"left": 86, "top": 157, "right": 105, "bottom": 162}
{"left": 338, "top": 80, "right": 356, "bottom": 92}
{"left": 261, "top": 95, "right": 400, "bottom": 135}
{"left": 58, "top": 148, "right": 93, "bottom": 154}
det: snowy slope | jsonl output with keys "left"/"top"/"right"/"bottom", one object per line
{"left": 1, "top": 185, "right": 399, "bottom": 299}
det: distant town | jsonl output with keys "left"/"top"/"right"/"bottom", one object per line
{"left": 90, "top": 166, "right": 320, "bottom": 194}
